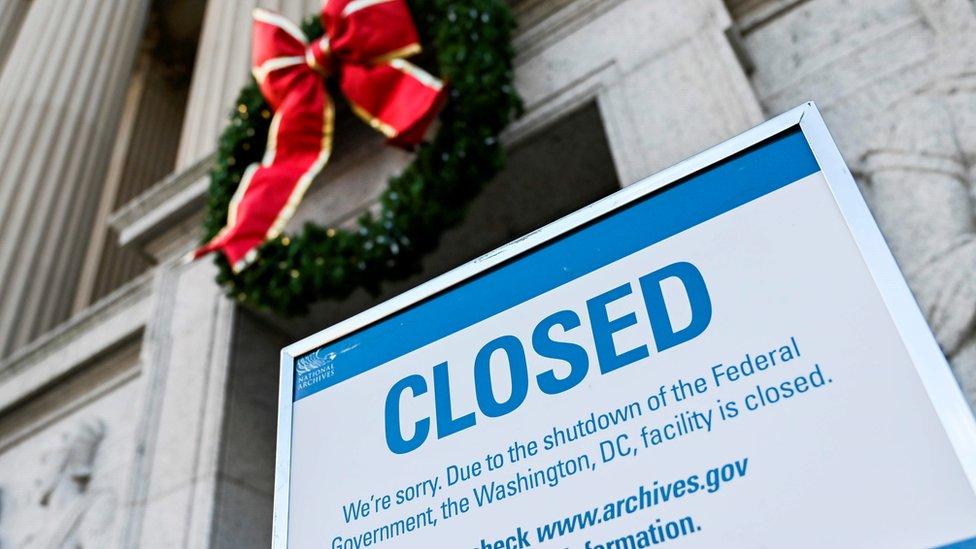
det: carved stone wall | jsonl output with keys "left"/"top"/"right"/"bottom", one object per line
{"left": 862, "top": 1, "right": 976, "bottom": 400}
{"left": 0, "top": 344, "right": 142, "bottom": 548}
{"left": 727, "top": 0, "right": 976, "bottom": 406}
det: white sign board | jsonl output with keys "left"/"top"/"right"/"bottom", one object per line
{"left": 274, "top": 103, "right": 976, "bottom": 548}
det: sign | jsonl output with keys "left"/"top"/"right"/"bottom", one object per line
{"left": 273, "top": 103, "right": 976, "bottom": 548}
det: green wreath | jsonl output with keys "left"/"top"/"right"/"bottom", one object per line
{"left": 201, "top": 0, "right": 521, "bottom": 315}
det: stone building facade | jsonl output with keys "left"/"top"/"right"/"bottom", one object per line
{"left": 0, "top": 0, "right": 972, "bottom": 547}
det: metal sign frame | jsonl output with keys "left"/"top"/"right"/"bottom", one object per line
{"left": 271, "top": 102, "right": 976, "bottom": 547}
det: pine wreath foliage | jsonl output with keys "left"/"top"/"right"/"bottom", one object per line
{"left": 201, "top": 0, "right": 522, "bottom": 315}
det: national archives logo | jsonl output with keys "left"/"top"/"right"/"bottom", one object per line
{"left": 296, "top": 349, "right": 337, "bottom": 376}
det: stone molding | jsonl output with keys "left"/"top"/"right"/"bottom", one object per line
{"left": 512, "top": 0, "right": 618, "bottom": 63}
{"left": 108, "top": 153, "right": 214, "bottom": 250}
{"left": 0, "top": 272, "right": 152, "bottom": 414}
{"left": 726, "top": 0, "right": 810, "bottom": 33}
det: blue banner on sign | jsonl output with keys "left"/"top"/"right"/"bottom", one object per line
{"left": 939, "top": 536, "right": 976, "bottom": 548}
{"left": 294, "top": 129, "right": 820, "bottom": 401}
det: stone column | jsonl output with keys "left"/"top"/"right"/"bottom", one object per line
{"left": 0, "top": 0, "right": 151, "bottom": 358}
{"left": 174, "top": 0, "right": 256, "bottom": 168}
{"left": 175, "top": 0, "right": 320, "bottom": 168}
{"left": 0, "top": 0, "right": 29, "bottom": 70}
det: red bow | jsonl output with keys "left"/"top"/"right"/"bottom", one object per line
{"left": 194, "top": 0, "right": 446, "bottom": 272}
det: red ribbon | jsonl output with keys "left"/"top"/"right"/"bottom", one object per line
{"left": 193, "top": 0, "right": 446, "bottom": 272}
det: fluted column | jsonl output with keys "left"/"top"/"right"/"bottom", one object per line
{"left": 172, "top": 0, "right": 320, "bottom": 169}
{"left": 0, "top": 0, "right": 29, "bottom": 70}
{"left": 174, "top": 0, "right": 320, "bottom": 168}
{"left": 174, "top": 0, "right": 255, "bottom": 168}
{"left": 0, "top": 0, "right": 151, "bottom": 358}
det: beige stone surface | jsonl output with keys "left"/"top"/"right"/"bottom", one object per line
{"left": 1, "top": 1, "right": 975, "bottom": 547}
